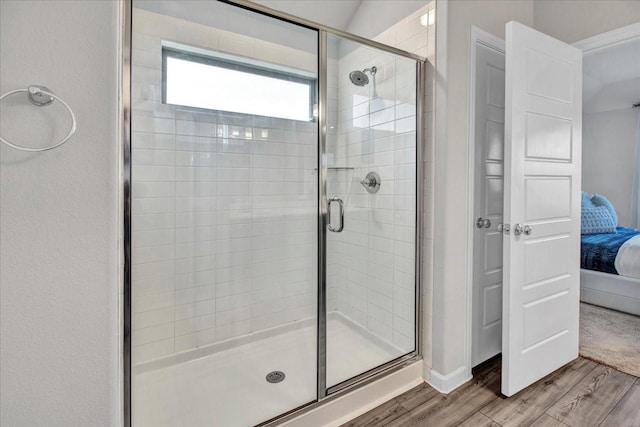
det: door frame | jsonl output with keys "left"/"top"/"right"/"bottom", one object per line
{"left": 464, "top": 20, "right": 640, "bottom": 386}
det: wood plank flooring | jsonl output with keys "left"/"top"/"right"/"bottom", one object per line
{"left": 341, "top": 357, "right": 640, "bottom": 427}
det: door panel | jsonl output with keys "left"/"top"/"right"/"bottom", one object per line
{"left": 525, "top": 114, "right": 572, "bottom": 160}
{"left": 486, "top": 120, "right": 505, "bottom": 161}
{"left": 472, "top": 42, "right": 505, "bottom": 367}
{"left": 524, "top": 177, "right": 571, "bottom": 220}
{"left": 502, "top": 21, "right": 582, "bottom": 397}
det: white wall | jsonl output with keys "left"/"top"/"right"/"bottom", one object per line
{"left": 534, "top": 0, "right": 640, "bottom": 44}
{"left": 581, "top": 36, "right": 640, "bottom": 229}
{"left": 0, "top": 1, "right": 120, "bottom": 426}
{"left": 583, "top": 109, "right": 639, "bottom": 227}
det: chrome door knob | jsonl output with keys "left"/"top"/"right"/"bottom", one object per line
{"left": 476, "top": 217, "right": 491, "bottom": 229}
{"left": 514, "top": 224, "right": 532, "bottom": 236}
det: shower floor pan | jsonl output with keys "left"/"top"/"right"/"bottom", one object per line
{"left": 133, "top": 313, "right": 404, "bottom": 427}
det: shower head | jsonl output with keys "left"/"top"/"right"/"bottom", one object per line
{"left": 349, "top": 66, "right": 377, "bottom": 86}
{"left": 349, "top": 70, "right": 369, "bottom": 86}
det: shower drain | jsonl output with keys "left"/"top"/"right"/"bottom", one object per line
{"left": 266, "top": 371, "right": 286, "bottom": 384}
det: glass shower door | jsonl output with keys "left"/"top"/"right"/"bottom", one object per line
{"left": 130, "top": 2, "right": 318, "bottom": 425}
{"left": 324, "top": 34, "right": 418, "bottom": 389}
{"left": 129, "top": 1, "right": 422, "bottom": 423}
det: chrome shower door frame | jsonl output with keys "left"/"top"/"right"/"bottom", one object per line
{"left": 122, "top": 1, "right": 426, "bottom": 425}
{"left": 317, "top": 29, "right": 328, "bottom": 400}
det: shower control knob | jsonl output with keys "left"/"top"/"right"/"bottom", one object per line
{"left": 360, "top": 171, "right": 381, "bottom": 194}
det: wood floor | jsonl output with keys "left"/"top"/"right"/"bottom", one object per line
{"left": 341, "top": 357, "right": 640, "bottom": 427}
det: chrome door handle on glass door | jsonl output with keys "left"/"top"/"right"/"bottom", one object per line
{"left": 328, "top": 197, "right": 344, "bottom": 232}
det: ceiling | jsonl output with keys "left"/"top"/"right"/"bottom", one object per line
{"left": 583, "top": 38, "right": 640, "bottom": 114}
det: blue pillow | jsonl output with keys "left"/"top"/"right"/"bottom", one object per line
{"left": 581, "top": 191, "right": 595, "bottom": 208}
{"left": 581, "top": 206, "right": 617, "bottom": 234}
{"left": 590, "top": 194, "right": 618, "bottom": 227}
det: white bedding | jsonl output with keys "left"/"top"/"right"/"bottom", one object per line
{"left": 615, "top": 234, "right": 640, "bottom": 279}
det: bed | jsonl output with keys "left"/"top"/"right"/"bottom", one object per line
{"left": 581, "top": 227, "right": 640, "bottom": 316}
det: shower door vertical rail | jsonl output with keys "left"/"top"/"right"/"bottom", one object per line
{"left": 317, "top": 30, "right": 328, "bottom": 401}
{"left": 122, "top": 1, "right": 132, "bottom": 426}
{"left": 415, "top": 60, "right": 425, "bottom": 360}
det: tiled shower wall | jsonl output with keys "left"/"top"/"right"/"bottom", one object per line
{"left": 327, "top": 3, "right": 435, "bottom": 354}
{"left": 131, "top": 9, "right": 320, "bottom": 364}
{"left": 131, "top": 4, "right": 435, "bottom": 366}
{"left": 328, "top": 47, "right": 417, "bottom": 352}
{"left": 377, "top": 2, "right": 437, "bottom": 370}
{"left": 376, "top": 2, "right": 436, "bottom": 370}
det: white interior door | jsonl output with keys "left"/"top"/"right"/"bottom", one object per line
{"left": 472, "top": 41, "right": 505, "bottom": 367}
{"left": 502, "top": 21, "right": 582, "bottom": 397}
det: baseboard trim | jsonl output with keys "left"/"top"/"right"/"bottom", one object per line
{"left": 426, "top": 365, "right": 471, "bottom": 394}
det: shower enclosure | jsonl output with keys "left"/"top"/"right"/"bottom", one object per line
{"left": 126, "top": 1, "right": 423, "bottom": 425}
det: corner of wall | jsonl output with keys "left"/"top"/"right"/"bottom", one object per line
{"left": 425, "top": 365, "right": 471, "bottom": 394}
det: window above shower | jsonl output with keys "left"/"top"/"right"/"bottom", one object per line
{"left": 162, "top": 44, "right": 317, "bottom": 121}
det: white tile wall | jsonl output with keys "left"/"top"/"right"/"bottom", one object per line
{"left": 377, "top": 2, "right": 437, "bottom": 370}
{"left": 327, "top": 46, "right": 417, "bottom": 352}
{"left": 327, "top": 3, "right": 436, "bottom": 356}
{"left": 131, "top": 9, "right": 318, "bottom": 365}
{"left": 131, "top": 4, "right": 437, "bottom": 367}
